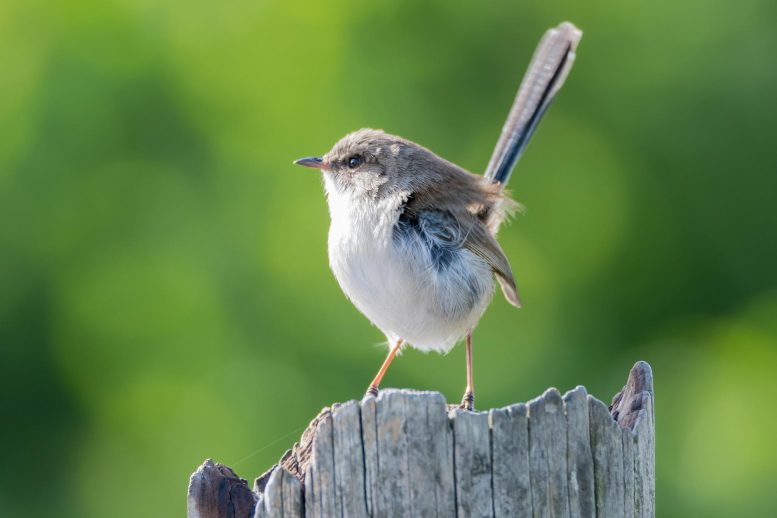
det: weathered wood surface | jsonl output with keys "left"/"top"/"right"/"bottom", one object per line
{"left": 188, "top": 361, "right": 655, "bottom": 518}
{"left": 187, "top": 459, "right": 256, "bottom": 518}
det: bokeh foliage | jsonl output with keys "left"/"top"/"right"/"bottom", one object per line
{"left": 1, "top": 1, "right": 776, "bottom": 516}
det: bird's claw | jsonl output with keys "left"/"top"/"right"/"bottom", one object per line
{"left": 459, "top": 390, "right": 474, "bottom": 411}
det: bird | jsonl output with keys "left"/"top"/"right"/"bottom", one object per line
{"left": 294, "top": 22, "right": 582, "bottom": 410}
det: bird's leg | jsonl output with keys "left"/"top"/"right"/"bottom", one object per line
{"left": 366, "top": 338, "right": 403, "bottom": 397}
{"left": 460, "top": 333, "right": 475, "bottom": 410}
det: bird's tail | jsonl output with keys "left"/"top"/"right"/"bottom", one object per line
{"left": 484, "top": 22, "right": 582, "bottom": 188}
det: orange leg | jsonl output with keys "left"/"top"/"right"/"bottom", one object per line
{"left": 460, "top": 333, "right": 475, "bottom": 410}
{"left": 366, "top": 338, "right": 404, "bottom": 397}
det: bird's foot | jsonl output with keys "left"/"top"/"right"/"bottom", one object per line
{"left": 459, "top": 390, "right": 474, "bottom": 411}
{"left": 365, "top": 384, "right": 379, "bottom": 398}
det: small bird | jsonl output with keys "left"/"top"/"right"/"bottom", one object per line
{"left": 295, "top": 22, "right": 581, "bottom": 410}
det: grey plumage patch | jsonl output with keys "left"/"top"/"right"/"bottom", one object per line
{"left": 393, "top": 203, "right": 488, "bottom": 321}
{"left": 393, "top": 204, "right": 461, "bottom": 272}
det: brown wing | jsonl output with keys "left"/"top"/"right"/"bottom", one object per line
{"left": 400, "top": 144, "right": 521, "bottom": 307}
{"left": 461, "top": 219, "right": 521, "bottom": 308}
{"left": 405, "top": 198, "right": 522, "bottom": 308}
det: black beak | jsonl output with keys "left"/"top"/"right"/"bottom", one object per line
{"left": 293, "top": 156, "right": 326, "bottom": 170}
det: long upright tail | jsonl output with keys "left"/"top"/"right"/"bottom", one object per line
{"left": 484, "top": 22, "right": 582, "bottom": 187}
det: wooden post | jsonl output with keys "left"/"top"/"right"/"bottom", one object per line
{"left": 188, "top": 361, "right": 654, "bottom": 518}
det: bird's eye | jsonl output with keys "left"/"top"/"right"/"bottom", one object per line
{"left": 347, "top": 155, "right": 363, "bottom": 169}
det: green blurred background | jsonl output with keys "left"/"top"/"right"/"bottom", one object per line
{"left": 2, "top": 0, "right": 776, "bottom": 516}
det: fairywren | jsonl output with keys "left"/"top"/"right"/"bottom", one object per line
{"left": 295, "top": 22, "right": 582, "bottom": 410}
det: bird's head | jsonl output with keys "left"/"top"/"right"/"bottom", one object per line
{"left": 294, "top": 128, "right": 429, "bottom": 200}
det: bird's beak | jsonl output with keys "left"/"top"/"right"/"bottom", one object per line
{"left": 293, "top": 156, "right": 327, "bottom": 170}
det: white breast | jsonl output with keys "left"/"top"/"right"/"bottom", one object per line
{"left": 324, "top": 177, "right": 493, "bottom": 353}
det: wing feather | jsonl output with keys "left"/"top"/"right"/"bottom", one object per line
{"left": 461, "top": 221, "right": 522, "bottom": 308}
{"left": 399, "top": 148, "right": 522, "bottom": 308}
{"left": 405, "top": 199, "right": 521, "bottom": 308}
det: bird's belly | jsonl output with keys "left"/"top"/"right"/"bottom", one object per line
{"left": 329, "top": 226, "right": 494, "bottom": 353}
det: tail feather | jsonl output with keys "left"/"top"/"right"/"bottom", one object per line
{"left": 485, "top": 22, "right": 582, "bottom": 188}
